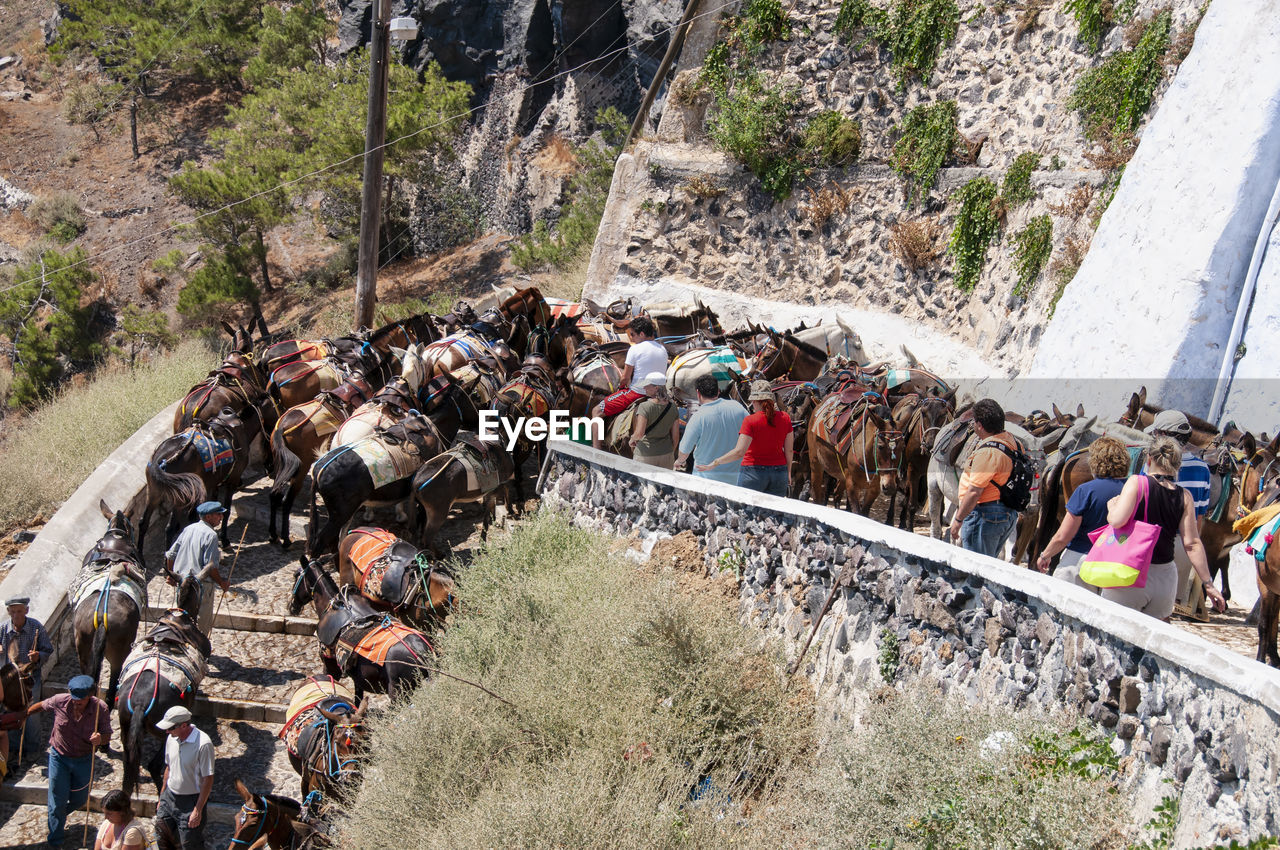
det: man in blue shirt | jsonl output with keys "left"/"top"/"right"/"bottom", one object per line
{"left": 164, "top": 502, "right": 231, "bottom": 636}
{"left": 675, "top": 375, "right": 747, "bottom": 485}
{"left": 0, "top": 596, "right": 54, "bottom": 771}
{"left": 1146, "top": 410, "right": 1212, "bottom": 605}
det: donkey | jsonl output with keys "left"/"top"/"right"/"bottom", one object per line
{"left": 886, "top": 394, "right": 955, "bottom": 530}
{"left": 0, "top": 660, "right": 36, "bottom": 772}
{"left": 491, "top": 364, "right": 567, "bottom": 473}
{"left": 269, "top": 346, "right": 396, "bottom": 415}
{"left": 498, "top": 285, "right": 553, "bottom": 331}
{"left": 807, "top": 391, "right": 905, "bottom": 516}
{"left": 1119, "top": 386, "right": 1219, "bottom": 448}
{"left": 750, "top": 329, "right": 830, "bottom": 382}
{"left": 290, "top": 555, "right": 434, "bottom": 702}
{"left": 269, "top": 345, "right": 430, "bottom": 548}
{"left": 131, "top": 408, "right": 250, "bottom": 553}
{"left": 278, "top": 674, "right": 369, "bottom": 800}
{"left": 72, "top": 500, "right": 145, "bottom": 708}
{"left": 411, "top": 435, "right": 518, "bottom": 557}
{"left": 117, "top": 588, "right": 212, "bottom": 796}
{"left": 307, "top": 381, "right": 477, "bottom": 556}
{"left": 338, "top": 528, "right": 456, "bottom": 629}
{"left": 230, "top": 780, "right": 331, "bottom": 850}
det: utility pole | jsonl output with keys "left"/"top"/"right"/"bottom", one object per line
{"left": 354, "top": 0, "right": 392, "bottom": 332}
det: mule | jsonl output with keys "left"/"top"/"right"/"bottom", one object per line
{"left": 269, "top": 347, "right": 396, "bottom": 415}
{"left": 566, "top": 346, "right": 625, "bottom": 419}
{"left": 290, "top": 555, "right": 434, "bottom": 702}
{"left": 492, "top": 365, "right": 566, "bottom": 473}
{"left": 72, "top": 500, "right": 145, "bottom": 708}
{"left": 0, "top": 659, "right": 36, "bottom": 769}
{"left": 278, "top": 674, "right": 369, "bottom": 802}
{"left": 231, "top": 779, "right": 331, "bottom": 849}
{"left": 338, "top": 528, "right": 456, "bottom": 628}
{"left": 1119, "top": 386, "right": 1219, "bottom": 448}
{"left": 411, "top": 435, "right": 518, "bottom": 557}
{"left": 666, "top": 345, "right": 749, "bottom": 410}
{"left": 130, "top": 408, "right": 250, "bottom": 554}
{"left": 307, "top": 382, "right": 478, "bottom": 556}
{"left": 807, "top": 392, "right": 905, "bottom": 516}
{"left": 117, "top": 592, "right": 212, "bottom": 796}
{"left": 750, "top": 329, "right": 830, "bottom": 382}
{"left": 886, "top": 394, "right": 955, "bottom": 530}
{"left": 498, "top": 285, "right": 553, "bottom": 332}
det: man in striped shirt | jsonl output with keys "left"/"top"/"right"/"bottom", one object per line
{"left": 1145, "top": 410, "right": 1212, "bottom": 604}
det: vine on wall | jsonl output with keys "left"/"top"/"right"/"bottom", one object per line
{"left": 891, "top": 100, "right": 958, "bottom": 204}
{"left": 1001, "top": 152, "right": 1040, "bottom": 207}
{"left": 1069, "top": 9, "right": 1171, "bottom": 139}
{"left": 835, "top": 0, "right": 961, "bottom": 87}
{"left": 1012, "top": 214, "right": 1053, "bottom": 296}
{"left": 947, "top": 177, "right": 1002, "bottom": 292}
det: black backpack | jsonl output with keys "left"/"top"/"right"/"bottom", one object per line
{"left": 978, "top": 439, "right": 1034, "bottom": 512}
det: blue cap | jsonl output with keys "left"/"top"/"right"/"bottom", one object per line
{"left": 68, "top": 675, "right": 96, "bottom": 698}
{"left": 197, "top": 501, "right": 226, "bottom": 516}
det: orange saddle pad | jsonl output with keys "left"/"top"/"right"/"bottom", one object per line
{"left": 347, "top": 528, "right": 397, "bottom": 580}
{"left": 354, "top": 622, "right": 428, "bottom": 664}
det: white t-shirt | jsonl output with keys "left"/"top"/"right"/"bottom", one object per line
{"left": 625, "top": 340, "right": 668, "bottom": 387}
{"left": 164, "top": 726, "right": 215, "bottom": 795}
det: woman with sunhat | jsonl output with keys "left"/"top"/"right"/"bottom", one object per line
{"left": 696, "top": 380, "right": 793, "bottom": 497}
{"left": 628, "top": 371, "right": 681, "bottom": 469}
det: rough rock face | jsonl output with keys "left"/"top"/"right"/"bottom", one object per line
{"left": 338, "top": 0, "right": 684, "bottom": 232}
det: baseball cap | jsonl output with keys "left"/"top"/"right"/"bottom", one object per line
{"left": 1145, "top": 410, "right": 1192, "bottom": 436}
{"left": 156, "top": 706, "right": 193, "bottom": 730}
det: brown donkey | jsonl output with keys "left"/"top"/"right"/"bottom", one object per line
{"left": 886, "top": 394, "right": 955, "bottom": 529}
{"left": 411, "top": 436, "right": 517, "bottom": 558}
{"left": 807, "top": 391, "right": 904, "bottom": 516}
{"left": 337, "top": 527, "right": 456, "bottom": 629}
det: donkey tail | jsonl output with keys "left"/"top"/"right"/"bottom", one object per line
{"left": 123, "top": 691, "right": 147, "bottom": 797}
{"left": 148, "top": 444, "right": 206, "bottom": 515}
{"left": 89, "top": 606, "right": 108, "bottom": 683}
{"left": 1035, "top": 456, "right": 1065, "bottom": 561}
{"left": 269, "top": 421, "right": 303, "bottom": 500}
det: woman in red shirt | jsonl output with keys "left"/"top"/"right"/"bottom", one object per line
{"left": 696, "top": 381, "right": 793, "bottom": 496}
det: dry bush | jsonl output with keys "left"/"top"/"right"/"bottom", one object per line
{"left": 952, "top": 132, "right": 987, "bottom": 165}
{"left": 669, "top": 69, "right": 709, "bottom": 107}
{"left": 1166, "top": 23, "right": 1197, "bottom": 66}
{"left": 681, "top": 175, "right": 726, "bottom": 200}
{"left": 1014, "top": 0, "right": 1047, "bottom": 41}
{"left": 531, "top": 134, "right": 580, "bottom": 179}
{"left": 1084, "top": 130, "right": 1137, "bottom": 170}
{"left": 1049, "top": 184, "right": 1095, "bottom": 219}
{"left": 803, "top": 182, "right": 851, "bottom": 226}
{"left": 1051, "top": 235, "right": 1091, "bottom": 285}
{"left": 889, "top": 218, "right": 942, "bottom": 273}
{"left": 0, "top": 339, "right": 217, "bottom": 530}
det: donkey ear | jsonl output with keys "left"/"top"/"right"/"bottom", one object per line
{"left": 390, "top": 346, "right": 408, "bottom": 362}
{"left": 100, "top": 498, "right": 114, "bottom": 520}
{"left": 1138, "top": 386, "right": 1147, "bottom": 407}
{"left": 236, "top": 779, "right": 253, "bottom": 803}
{"left": 221, "top": 320, "right": 236, "bottom": 338}
{"left": 1052, "top": 403, "right": 1064, "bottom": 422}
{"left": 1076, "top": 403, "right": 1086, "bottom": 418}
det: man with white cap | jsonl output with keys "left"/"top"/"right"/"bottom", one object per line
{"left": 627, "top": 371, "right": 681, "bottom": 468}
{"left": 1145, "top": 409, "right": 1214, "bottom": 605}
{"left": 3, "top": 674, "right": 110, "bottom": 847}
{"left": 164, "top": 502, "right": 232, "bottom": 636}
{"left": 155, "top": 705, "right": 215, "bottom": 850}
{"left": 0, "top": 594, "right": 53, "bottom": 770}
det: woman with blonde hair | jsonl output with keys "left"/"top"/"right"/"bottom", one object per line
{"left": 628, "top": 372, "right": 680, "bottom": 469}
{"left": 1036, "top": 436, "right": 1130, "bottom": 591}
{"left": 1103, "top": 436, "right": 1226, "bottom": 618}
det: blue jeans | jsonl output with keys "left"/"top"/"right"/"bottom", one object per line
{"left": 47, "top": 747, "right": 93, "bottom": 846}
{"left": 960, "top": 502, "right": 1018, "bottom": 558}
{"left": 738, "top": 465, "right": 788, "bottom": 497}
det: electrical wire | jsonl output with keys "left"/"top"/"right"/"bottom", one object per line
{"left": 1, "top": 0, "right": 736, "bottom": 294}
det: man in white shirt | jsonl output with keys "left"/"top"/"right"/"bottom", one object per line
{"left": 591, "top": 316, "right": 669, "bottom": 447}
{"left": 154, "top": 706, "right": 215, "bottom": 850}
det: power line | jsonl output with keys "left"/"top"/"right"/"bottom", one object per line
{"left": 2, "top": 0, "right": 735, "bottom": 295}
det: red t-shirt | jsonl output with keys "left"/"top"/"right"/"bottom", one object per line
{"left": 740, "top": 411, "right": 793, "bottom": 467}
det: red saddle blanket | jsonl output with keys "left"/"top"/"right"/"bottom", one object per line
{"left": 347, "top": 528, "right": 397, "bottom": 595}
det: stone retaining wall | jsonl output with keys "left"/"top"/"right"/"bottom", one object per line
{"left": 539, "top": 440, "right": 1280, "bottom": 847}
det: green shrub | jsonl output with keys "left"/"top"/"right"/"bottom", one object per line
{"left": 947, "top": 177, "right": 1002, "bottom": 291}
{"left": 835, "top": 0, "right": 961, "bottom": 86}
{"left": 27, "top": 193, "right": 86, "bottom": 243}
{"left": 707, "top": 74, "right": 803, "bottom": 200}
{"left": 510, "top": 107, "right": 628, "bottom": 272}
{"left": 891, "top": 100, "right": 957, "bottom": 203}
{"left": 803, "top": 110, "right": 862, "bottom": 166}
{"left": 1064, "top": 0, "right": 1111, "bottom": 52}
{"left": 1001, "top": 151, "right": 1040, "bottom": 206}
{"left": 877, "top": 628, "right": 901, "bottom": 682}
{"left": 1069, "top": 10, "right": 1171, "bottom": 139}
{"left": 739, "top": 0, "right": 792, "bottom": 43}
{"left": 1012, "top": 214, "right": 1053, "bottom": 296}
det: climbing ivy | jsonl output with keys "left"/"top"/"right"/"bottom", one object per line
{"left": 802, "top": 110, "right": 862, "bottom": 166}
{"left": 1012, "top": 214, "right": 1053, "bottom": 296}
{"left": 1064, "top": 0, "right": 1109, "bottom": 52}
{"left": 891, "top": 99, "right": 957, "bottom": 204}
{"left": 947, "top": 177, "right": 1001, "bottom": 291}
{"left": 1001, "top": 151, "right": 1040, "bottom": 206}
{"left": 834, "top": 0, "right": 961, "bottom": 87}
{"left": 1069, "top": 10, "right": 1172, "bottom": 139}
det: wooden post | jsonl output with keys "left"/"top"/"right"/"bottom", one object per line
{"left": 354, "top": 0, "right": 392, "bottom": 332}
{"left": 623, "top": 0, "right": 705, "bottom": 151}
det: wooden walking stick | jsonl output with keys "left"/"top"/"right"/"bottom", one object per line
{"left": 81, "top": 696, "right": 107, "bottom": 845}
{"left": 212, "top": 523, "right": 250, "bottom": 628}
{"left": 786, "top": 564, "right": 856, "bottom": 689}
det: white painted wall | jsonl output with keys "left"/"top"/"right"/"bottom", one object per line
{"left": 1016, "top": 0, "right": 1280, "bottom": 421}
{"left": 1222, "top": 216, "right": 1280, "bottom": 433}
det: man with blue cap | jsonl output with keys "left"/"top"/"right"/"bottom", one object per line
{"left": 0, "top": 594, "right": 53, "bottom": 772}
{"left": 3, "top": 674, "right": 110, "bottom": 847}
{"left": 164, "top": 502, "right": 232, "bottom": 636}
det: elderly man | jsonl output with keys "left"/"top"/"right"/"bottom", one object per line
{"left": 675, "top": 375, "right": 748, "bottom": 483}
{"left": 164, "top": 502, "right": 231, "bottom": 636}
{"left": 155, "top": 706, "right": 216, "bottom": 850}
{"left": 4, "top": 675, "right": 110, "bottom": 848}
{"left": 0, "top": 595, "right": 54, "bottom": 770}
{"left": 1145, "top": 410, "right": 1214, "bottom": 605}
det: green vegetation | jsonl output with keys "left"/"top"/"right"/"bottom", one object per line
{"left": 511, "top": 108, "right": 628, "bottom": 271}
{"left": 891, "top": 100, "right": 958, "bottom": 204}
{"left": 0, "top": 338, "right": 214, "bottom": 528}
{"left": 0, "top": 246, "right": 101, "bottom": 407}
{"left": 1064, "top": 0, "right": 1111, "bottom": 52}
{"left": 803, "top": 111, "right": 862, "bottom": 166}
{"left": 27, "top": 193, "right": 87, "bottom": 244}
{"left": 878, "top": 628, "right": 901, "bottom": 682}
{"left": 1012, "top": 214, "right": 1053, "bottom": 296}
{"left": 947, "top": 177, "right": 1002, "bottom": 291}
{"left": 1001, "top": 151, "right": 1040, "bottom": 207}
{"left": 834, "top": 0, "right": 961, "bottom": 87}
{"left": 1069, "top": 10, "right": 1172, "bottom": 139}
{"left": 701, "top": 0, "right": 803, "bottom": 201}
